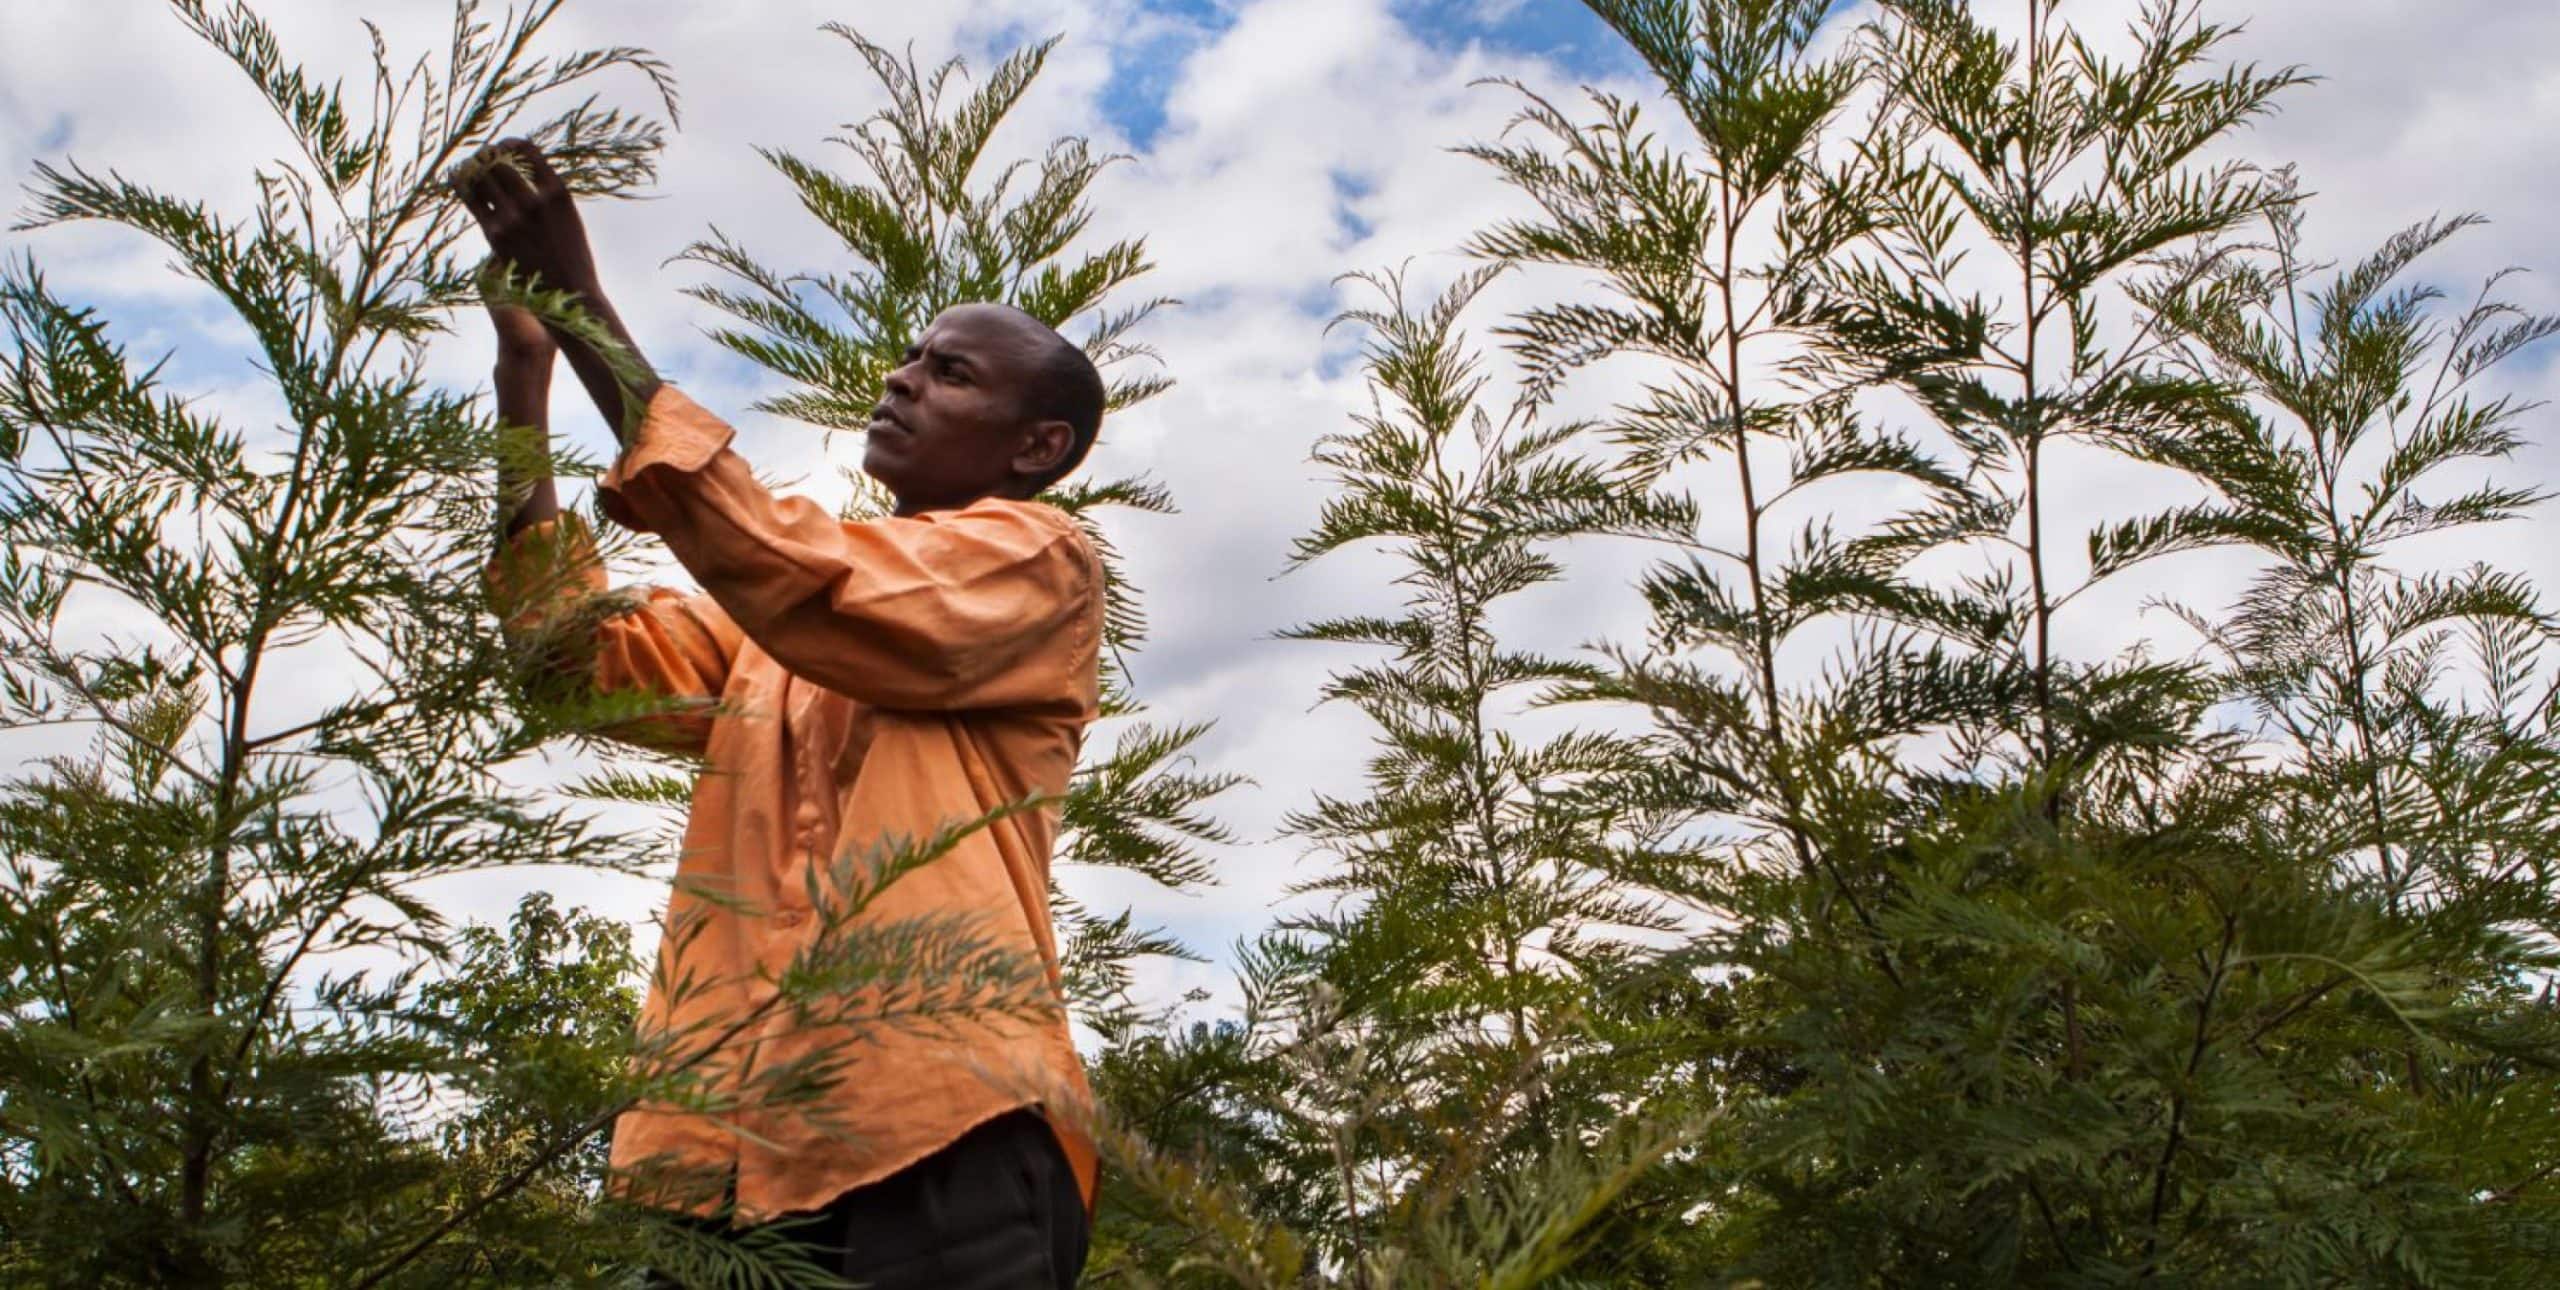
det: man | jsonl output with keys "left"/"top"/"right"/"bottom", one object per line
{"left": 459, "top": 138, "right": 1101, "bottom": 1288}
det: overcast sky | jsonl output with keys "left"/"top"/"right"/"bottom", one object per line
{"left": 5, "top": 0, "right": 2558, "bottom": 1026}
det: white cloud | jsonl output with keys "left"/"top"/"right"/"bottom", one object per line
{"left": 6, "top": 0, "right": 2558, "bottom": 1031}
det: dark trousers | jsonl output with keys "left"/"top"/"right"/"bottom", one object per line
{"left": 645, "top": 1110, "right": 1089, "bottom": 1289}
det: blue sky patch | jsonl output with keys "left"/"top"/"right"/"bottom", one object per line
{"left": 1395, "top": 0, "right": 1641, "bottom": 78}
{"left": 1331, "top": 169, "right": 1378, "bottom": 244}
{"left": 1097, "top": 9, "right": 1232, "bottom": 149}
{"left": 1089, "top": 0, "right": 1642, "bottom": 150}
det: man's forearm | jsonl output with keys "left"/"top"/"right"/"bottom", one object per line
{"left": 495, "top": 345, "right": 561, "bottom": 539}
{"left": 549, "top": 289, "right": 663, "bottom": 446}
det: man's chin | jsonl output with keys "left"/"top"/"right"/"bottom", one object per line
{"left": 858, "top": 445, "right": 899, "bottom": 487}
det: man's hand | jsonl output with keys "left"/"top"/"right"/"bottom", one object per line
{"left": 454, "top": 139, "right": 603, "bottom": 309}
{"left": 452, "top": 138, "right": 661, "bottom": 441}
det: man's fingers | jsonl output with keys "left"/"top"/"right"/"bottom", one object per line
{"left": 458, "top": 177, "right": 500, "bottom": 223}
{"left": 497, "top": 137, "right": 569, "bottom": 198}
{"left": 450, "top": 147, "right": 511, "bottom": 224}
{"left": 446, "top": 161, "right": 485, "bottom": 216}
{"left": 448, "top": 140, "right": 552, "bottom": 229}
{"left": 480, "top": 152, "right": 540, "bottom": 223}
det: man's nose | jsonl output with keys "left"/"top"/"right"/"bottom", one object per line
{"left": 883, "top": 361, "right": 919, "bottom": 402}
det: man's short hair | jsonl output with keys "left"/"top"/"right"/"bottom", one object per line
{"left": 1022, "top": 330, "right": 1105, "bottom": 491}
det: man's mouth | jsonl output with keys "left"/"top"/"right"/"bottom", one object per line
{"left": 867, "top": 407, "right": 910, "bottom": 436}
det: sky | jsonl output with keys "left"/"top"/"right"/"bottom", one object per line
{"left": 5, "top": 0, "right": 2560, "bottom": 1028}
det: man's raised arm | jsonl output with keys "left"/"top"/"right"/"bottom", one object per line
{"left": 489, "top": 296, "right": 562, "bottom": 539}
{"left": 452, "top": 138, "right": 663, "bottom": 441}
{"left": 476, "top": 264, "right": 743, "bottom": 755}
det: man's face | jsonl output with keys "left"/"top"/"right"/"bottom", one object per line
{"left": 863, "top": 305, "right": 1059, "bottom": 515}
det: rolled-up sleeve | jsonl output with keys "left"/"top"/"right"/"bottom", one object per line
{"left": 595, "top": 387, "right": 1096, "bottom": 713}
{"left": 486, "top": 512, "right": 745, "bottom": 752}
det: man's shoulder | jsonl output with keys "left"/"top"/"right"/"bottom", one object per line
{"left": 948, "top": 497, "right": 1099, "bottom": 576}
{"left": 951, "top": 493, "right": 1077, "bottom": 531}
{"left": 945, "top": 497, "right": 1104, "bottom": 709}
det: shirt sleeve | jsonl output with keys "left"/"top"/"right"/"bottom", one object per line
{"left": 486, "top": 512, "right": 745, "bottom": 753}
{"left": 594, "top": 386, "right": 1098, "bottom": 714}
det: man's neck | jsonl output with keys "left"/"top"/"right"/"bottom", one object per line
{"left": 893, "top": 487, "right": 1031, "bottom": 518}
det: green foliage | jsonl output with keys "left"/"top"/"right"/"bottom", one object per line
{"left": 1278, "top": 265, "right": 1691, "bottom": 1055}
{"left": 0, "top": 6, "right": 1048, "bottom": 1286}
{"left": 1087, "top": 1005, "right": 1704, "bottom": 1290}
{"left": 1468, "top": 0, "right": 1924, "bottom": 917}
{"left": 0, "top": 3, "right": 672, "bottom": 1281}
{"left": 1103, "top": 3, "right": 2560, "bottom": 1286}
{"left": 401, "top": 894, "right": 642, "bottom": 1283}
{"left": 680, "top": 28, "right": 1169, "bottom": 436}
{"left": 2148, "top": 185, "right": 2560, "bottom": 909}
{"left": 1086, "top": 269, "right": 1709, "bottom": 1287}
{"left": 677, "top": 24, "right": 1236, "bottom": 1045}
{"left": 1563, "top": 3, "right": 2560, "bottom": 1285}
{"left": 8, "top": 2, "right": 2560, "bottom": 1287}
{"left": 1825, "top": 0, "right": 2309, "bottom": 771}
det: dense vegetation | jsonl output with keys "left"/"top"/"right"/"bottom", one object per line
{"left": 3, "top": 1, "right": 2553, "bottom": 1285}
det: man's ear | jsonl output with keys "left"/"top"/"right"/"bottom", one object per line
{"left": 1011, "top": 419, "right": 1076, "bottom": 487}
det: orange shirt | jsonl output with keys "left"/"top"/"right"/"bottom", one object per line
{"left": 493, "top": 387, "right": 1100, "bottom": 1222}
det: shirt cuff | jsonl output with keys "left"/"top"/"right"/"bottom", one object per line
{"left": 485, "top": 512, "right": 607, "bottom": 632}
{"left": 597, "top": 385, "right": 737, "bottom": 533}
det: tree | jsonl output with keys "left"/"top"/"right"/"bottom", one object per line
{"left": 1468, "top": 0, "right": 1930, "bottom": 883}
{"left": 1460, "top": 1, "right": 1956, "bottom": 1271}
{"left": 675, "top": 25, "right": 1238, "bottom": 1046}
{"left": 2146, "top": 192, "right": 2560, "bottom": 1277}
{"left": 0, "top": 2, "right": 678, "bottom": 1282}
{"left": 1629, "top": 1, "right": 2560, "bottom": 1282}
{"left": 1831, "top": 0, "right": 2306, "bottom": 786}
{"left": 1085, "top": 268, "right": 1702, "bottom": 1288}
{"left": 0, "top": 7, "right": 1058, "bottom": 1287}
{"left": 2148, "top": 187, "right": 2560, "bottom": 918}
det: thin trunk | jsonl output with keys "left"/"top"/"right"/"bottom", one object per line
{"left": 181, "top": 211, "right": 383, "bottom": 1262}
{"left": 2138, "top": 916, "right": 2235, "bottom": 1277}
{"left": 2323, "top": 512, "right": 2398, "bottom": 897}
{"left": 1718, "top": 182, "right": 1810, "bottom": 875}
{"left": 1716, "top": 173, "right": 1899, "bottom": 987}
{"left": 2021, "top": 0, "right": 2056, "bottom": 779}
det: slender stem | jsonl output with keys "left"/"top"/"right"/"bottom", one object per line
{"left": 2242, "top": 974, "right": 2347, "bottom": 1047}
{"left": 2021, "top": 0, "right": 2055, "bottom": 780}
{"left": 179, "top": 77, "right": 418, "bottom": 1247}
{"left": 2487, "top": 1158, "right": 2560, "bottom": 1205}
{"left": 1712, "top": 149, "right": 1902, "bottom": 985}
{"left": 2271, "top": 228, "right": 2400, "bottom": 895}
{"left": 2027, "top": 1175, "right": 2079, "bottom": 1271}
{"left": 1719, "top": 181, "right": 1808, "bottom": 877}
{"left": 2329, "top": 526, "right": 2399, "bottom": 898}
{"left": 2138, "top": 914, "right": 2235, "bottom": 1277}
{"left": 1444, "top": 427, "right": 1531, "bottom": 1057}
